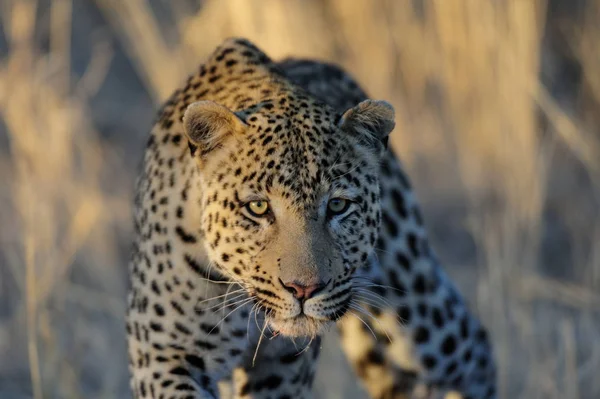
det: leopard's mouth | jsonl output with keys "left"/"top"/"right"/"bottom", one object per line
{"left": 263, "top": 297, "right": 351, "bottom": 338}
{"left": 248, "top": 283, "right": 352, "bottom": 338}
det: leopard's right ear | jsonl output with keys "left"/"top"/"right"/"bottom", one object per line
{"left": 338, "top": 100, "right": 395, "bottom": 157}
{"left": 183, "top": 101, "right": 247, "bottom": 160}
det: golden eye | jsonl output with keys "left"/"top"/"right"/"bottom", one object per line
{"left": 246, "top": 200, "right": 270, "bottom": 217}
{"left": 328, "top": 198, "right": 350, "bottom": 215}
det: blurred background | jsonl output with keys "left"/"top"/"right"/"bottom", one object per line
{"left": 1, "top": 0, "right": 599, "bottom": 398}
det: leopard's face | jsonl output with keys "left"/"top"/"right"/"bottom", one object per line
{"left": 184, "top": 96, "right": 394, "bottom": 337}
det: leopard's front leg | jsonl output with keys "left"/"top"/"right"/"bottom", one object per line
{"left": 127, "top": 280, "right": 253, "bottom": 399}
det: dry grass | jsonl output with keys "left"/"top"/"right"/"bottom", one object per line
{"left": 1, "top": 0, "right": 599, "bottom": 398}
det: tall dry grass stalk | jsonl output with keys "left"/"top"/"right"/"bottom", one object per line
{"left": 0, "top": 0, "right": 599, "bottom": 398}
{"left": 1, "top": 0, "right": 126, "bottom": 397}
{"left": 427, "top": 3, "right": 551, "bottom": 395}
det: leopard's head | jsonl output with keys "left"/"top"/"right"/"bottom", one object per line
{"left": 183, "top": 91, "right": 394, "bottom": 337}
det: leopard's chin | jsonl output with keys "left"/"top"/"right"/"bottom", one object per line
{"left": 269, "top": 314, "right": 330, "bottom": 338}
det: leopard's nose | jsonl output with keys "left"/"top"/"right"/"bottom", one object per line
{"left": 279, "top": 278, "right": 329, "bottom": 300}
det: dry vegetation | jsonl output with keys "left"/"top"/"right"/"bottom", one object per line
{"left": 0, "top": 0, "right": 599, "bottom": 398}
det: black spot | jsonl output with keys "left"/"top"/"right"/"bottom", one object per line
{"left": 422, "top": 354, "right": 437, "bottom": 369}
{"left": 200, "top": 375, "right": 213, "bottom": 392}
{"left": 463, "top": 348, "right": 473, "bottom": 362}
{"left": 200, "top": 323, "right": 220, "bottom": 335}
{"left": 184, "top": 354, "right": 205, "bottom": 371}
{"left": 262, "top": 374, "right": 283, "bottom": 390}
{"left": 175, "top": 226, "right": 197, "bottom": 243}
{"left": 395, "top": 251, "right": 411, "bottom": 271}
{"left": 398, "top": 306, "right": 411, "bottom": 324}
{"left": 153, "top": 304, "right": 165, "bottom": 316}
{"left": 161, "top": 379, "right": 175, "bottom": 389}
{"left": 369, "top": 282, "right": 386, "bottom": 297}
{"left": 440, "top": 335, "right": 457, "bottom": 355}
{"left": 476, "top": 328, "right": 488, "bottom": 343}
{"left": 390, "top": 188, "right": 408, "bottom": 218}
{"left": 387, "top": 269, "right": 406, "bottom": 296}
{"left": 280, "top": 353, "right": 300, "bottom": 364}
{"left": 169, "top": 366, "right": 191, "bottom": 377}
{"left": 175, "top": 322, "right": 192, "bottom": 336}
{"left": 460, "top": 316, "right": 470, "bottom": 338}
{"left": 366, "top": 349, "right": 385, "bottom": 365}
{"left": 184, "top": 254, "right": 206, "bottom": 276}
{"left": 413, "top": 326, "right": 430, "bottom": 344}
{"left": 381, "top": 213, "right": 399, "bottom": 237}
{"left": 171, "top": 300, "right": 185, "bottom": 316}
{"left": 174, "top": 383, "right": 196, "bottom": 391}
{"left": 412, "top": 274, "right": 426, "bottom": 294}
{"left": 432, "top": 307, "right": 444, "bottom": 328}
{"left": 231, "top": 329, "right": 245, "bottom": 338}
{"left": 195, "top": 340, "right": 217, "bottom": 350}
{"left": 407, "top": 233, "right": 420, "bottom": 257}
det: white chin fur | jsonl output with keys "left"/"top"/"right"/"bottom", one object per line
{"left": 269, "top": 315, "right": 329, "bottom": 338}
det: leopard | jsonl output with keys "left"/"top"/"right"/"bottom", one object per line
{"left": 126, "top": 37, "right": 496, "bottom": 399}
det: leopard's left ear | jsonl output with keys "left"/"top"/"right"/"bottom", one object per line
{"left": 183, "top": 101, "right": 247, "bottom": 162}
{"left": 338, "top": 100, "right": 395, "bottom": 155}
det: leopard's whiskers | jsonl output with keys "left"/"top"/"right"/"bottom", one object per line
{"left": 252, "top": 315, "right": 269, "bottom": 367}
{"left": 351, "top": 301, "right": 394, "bottom": 342}
{"left": 352, "top": 277, "right": 407, "bottom": 294}
{"left": 211, "top": 294, "right": 250, "bottom": 313}
{"left": 296, "top": 336, "right": 314, "bottom": 357}
{"left": 347, "top": 309, "right": 377, "bottom": 340}
{"left": 209, "top": 297, "right": 255, "bottom": 335}
{"left": 351, "top": 294, "right": 389, "bottom": 311}
{"left": 350, "top": 300, "right": 399, "bottom": 343}
{"left": 352, "top": 287, "right": 397, "bottom": 308}
{"left": 195, "top": 288, "right": 246, "bottom": 305}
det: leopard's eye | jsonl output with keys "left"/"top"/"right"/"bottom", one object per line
{"left": 246, "top": 200, "right": 270, "bottom": 217}
{"left": 327, "top": 198, "right": 350, "bottom": 216}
